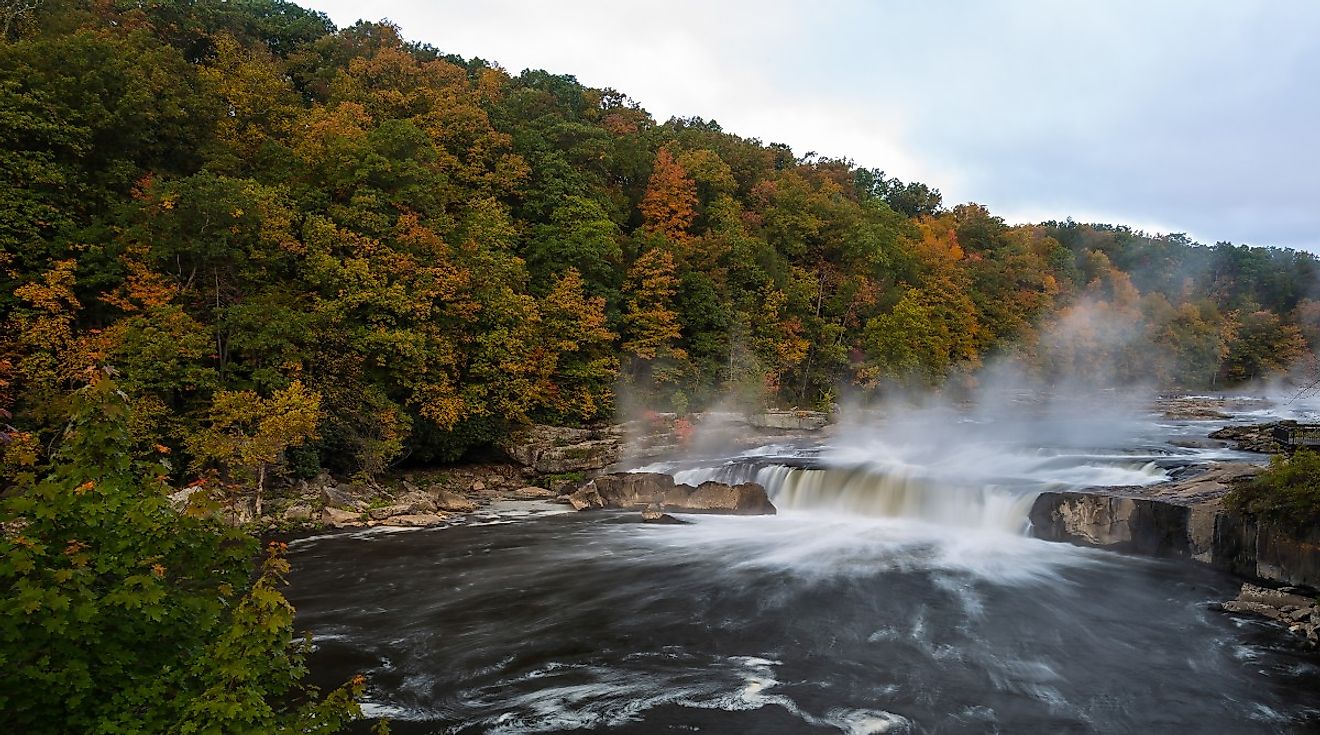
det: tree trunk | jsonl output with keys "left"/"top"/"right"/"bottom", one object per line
{"left": 255, "top": 464, "right": 265, "bottom": 520}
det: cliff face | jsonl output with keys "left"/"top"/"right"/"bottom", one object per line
{"left": 1028, "top": 463, "right": 1320, "bottom": 589}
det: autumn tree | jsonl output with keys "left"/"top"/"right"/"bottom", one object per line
{"left": 187, "top": 381, "right": 322, "bottom": 518}
{"left": 639, "top": 146, "right": 698, "bottom": 245}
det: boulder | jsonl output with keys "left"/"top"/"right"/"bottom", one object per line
{"left": 499, "top": 424, "right": 622, "bottom": 474}
{"left": 568, "top": 473, "right": 775, "bottom": 516}
{"left": 1222, "top": 582, "right": 1319, "bottom": 645}
{"left": 565, "top": 486, "right": 605, "bottom": 511}
{"left": 397, "top": 490, "right": 438, "bottom": 514}
{"left": 368, "top": 504, "right": 412, "bottom": 520}
{"left": 642, "top": 503, "right": 687, "bottom": 524}
{"left": 513, "top": 486, "right": 556, "bottom": 499}
{"left": 322, "top": 507, "right": 361, "bottom": 528}
{"left": 282, "top": 504, "right": 314, "bottom": 522}
{"left": 1237, "top": 582, "right": 1316, "bottom": 610}
{"left": 377, "top": 513, "right": 447, "bottom": 527}
{"left": 321, "top": 486, "right": 365, "bottom": 511}
{"left": 434, "top": 490, "right": 477, "bottom": 513}
{"left": 683, "top": 481, "right": 778, "bottom": 515}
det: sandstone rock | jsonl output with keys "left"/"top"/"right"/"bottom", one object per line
{"left": 368, "top": 504, "right": 412, "bottom": 520}
{"left": 378, "top": 513, "right": 447, "bottom": 527}
{"left": 684, "top": 481, "right": 778, "bottom": 514}
{"left": 499, "top": 424, "right": 622, "bottom": 474}
{"left": 282, "top": 504, "right": 313, "bottom": 522}
{"left": 1208, "top": 424, "right": 1282, "bottom": 453}
{"left": 322, "top": 507, "right": 361, "bottom": 528}
{"left": 747, "top": 410, "right": 829, "bottom": 431}
{"left": 1223, "top": 582, "right": 1320, "bottom": 645}
{"left": 1222, "top": 599, "right": 1287, "bottom": 620}
{"left": 1237, "top": 582, "right": 1316, "bottom": 610}
{"left": 566, "top": 487, "right": 605, "bottom": 511}
{"left": 567, "top": 473, "right": 775, "bottom": 516}
{"left": 641, "top": 503, "right": 687, "bottom": 524}
{"left": 321, "top": 486, "right": 365, "bottom": 511}
{"left": 434, "top": 490, "right": 477, "bottom": 513}
{"left": 470, "top": 480, "right": 486, "bottom": 493}
{"left": 514, "top": 486, "right": 556, "bottom": 499}
{"left": 397, "top": 490, "right": 438, "bottom": 514}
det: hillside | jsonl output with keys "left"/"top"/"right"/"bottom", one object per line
{"left": 2, "top": 0, "right": 1318, "bottom": 484}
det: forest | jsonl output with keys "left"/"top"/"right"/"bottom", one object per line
{"left": 4, "top": 1, "right": 1319, "bottom": 485}
{"left": 3, "top": 1, "right": 1320, "bottom": 731}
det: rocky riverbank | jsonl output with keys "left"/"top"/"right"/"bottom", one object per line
{"left": 1029, "top": 461, "right": 1320, "bottom": 645}
{"left": 1223, "top": 583, "right": 1320, "bottom": 645}
{"left": 192, "top": 409, "right": 828, "bottom": 530}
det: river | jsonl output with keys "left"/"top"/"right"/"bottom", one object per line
{"left": 287, "top": 393, "right": 1320, "bottom": 733}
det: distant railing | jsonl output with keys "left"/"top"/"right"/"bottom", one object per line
{"left": 1271, "top": 421, "right": 1320, "bottom": 451}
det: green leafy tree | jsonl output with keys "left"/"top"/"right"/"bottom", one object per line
{"left": 0, "top": 373, "right": 366, "bottom": 733}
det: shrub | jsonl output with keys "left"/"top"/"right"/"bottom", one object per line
{"left": 1226, "top": 449, "right": 1320, "bottom": 534}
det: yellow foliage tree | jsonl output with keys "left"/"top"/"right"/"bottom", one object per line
{"left": 187, "top": 381, "right": 322, "bottom": 518}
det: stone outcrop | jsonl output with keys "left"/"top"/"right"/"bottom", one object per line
{"left": 499, "top": 424, "right": 623, "bottom": 474}
{"left": 1208, "top": 423, "right": 1282, "bottom": 453}
{"left": 746, "top": 410, "right": 829, "bottom": 431}
{"left": 1029, "top": 462, "right": 1320, "bottom": 589}
{"left": 1222, "top": 583, "right": 1319, "bottom": 645}
{"left": 565, "top": 472, "right": 776, "bottom": 515}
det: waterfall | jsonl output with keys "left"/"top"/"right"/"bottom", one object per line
{"left": 757, "top": 466, "right": 1037, "bottom": 534}
{"left": 662, "top": 463, "right": 1038, "bottom": 534}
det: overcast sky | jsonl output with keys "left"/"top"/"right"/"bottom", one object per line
{"left": 302, "top": 1, "right": 1320, "bottom": 252}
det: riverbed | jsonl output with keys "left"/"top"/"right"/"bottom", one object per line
{"left": 287, "top": 394, "right": 1320, "bottom": 733}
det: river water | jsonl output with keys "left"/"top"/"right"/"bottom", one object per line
{"left": 287, "top": 395, "right": 1320, "bottom": 733}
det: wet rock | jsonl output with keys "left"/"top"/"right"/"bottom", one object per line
{"left": 568, "top": 473, "right": 775, "bottom": 515}
{"left": 1222, "top": 583, "right": 1319, "bottom": 645}
{"left": 683, "top": 481, "right": 778, "bottom": 514}
{"left": 566, "top": 486, "right": 605, "bottom": 511}
{"left": 377, "top": 513, "right": 448, "bottom": 527}
{"left": 641, "top": 503, "right": 687, "bottom": 524}
{"left": 1030, "top": 465, "right": 1320, "bottom": 589}
{"left": 1208, "top": 424, "right": 1282, "bottom": 453}
{"left": 1237, "top": 583, "right": 1316, "bottom": 610}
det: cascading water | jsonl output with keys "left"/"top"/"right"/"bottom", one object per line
{"left": 764, "top": 467, "right": 1038, "bottom": 533}
{"left": 284, "top": 398, "right": 1320, "bottom": 733}
{"left": 652, "top": 440, "right": 1169, "bottom": 534}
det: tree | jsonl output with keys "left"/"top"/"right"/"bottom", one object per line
{"left": 187, "top": 381, "right": 322, "bottom": 518}
{"left": 1221, "top": 310, "right": 1306, "bottom": 383}
{"left": 0, "top": 373, "right": 365, "bottom": 733}
{"left": 639, "top": 146, "right": 697, "bottom": 244}
{"left": 535, "top": 267, "right": 618, "bottom": 422}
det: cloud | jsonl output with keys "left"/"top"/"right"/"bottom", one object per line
{"left": 301, "top": 0, "right": 1320, "bottom": 251}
